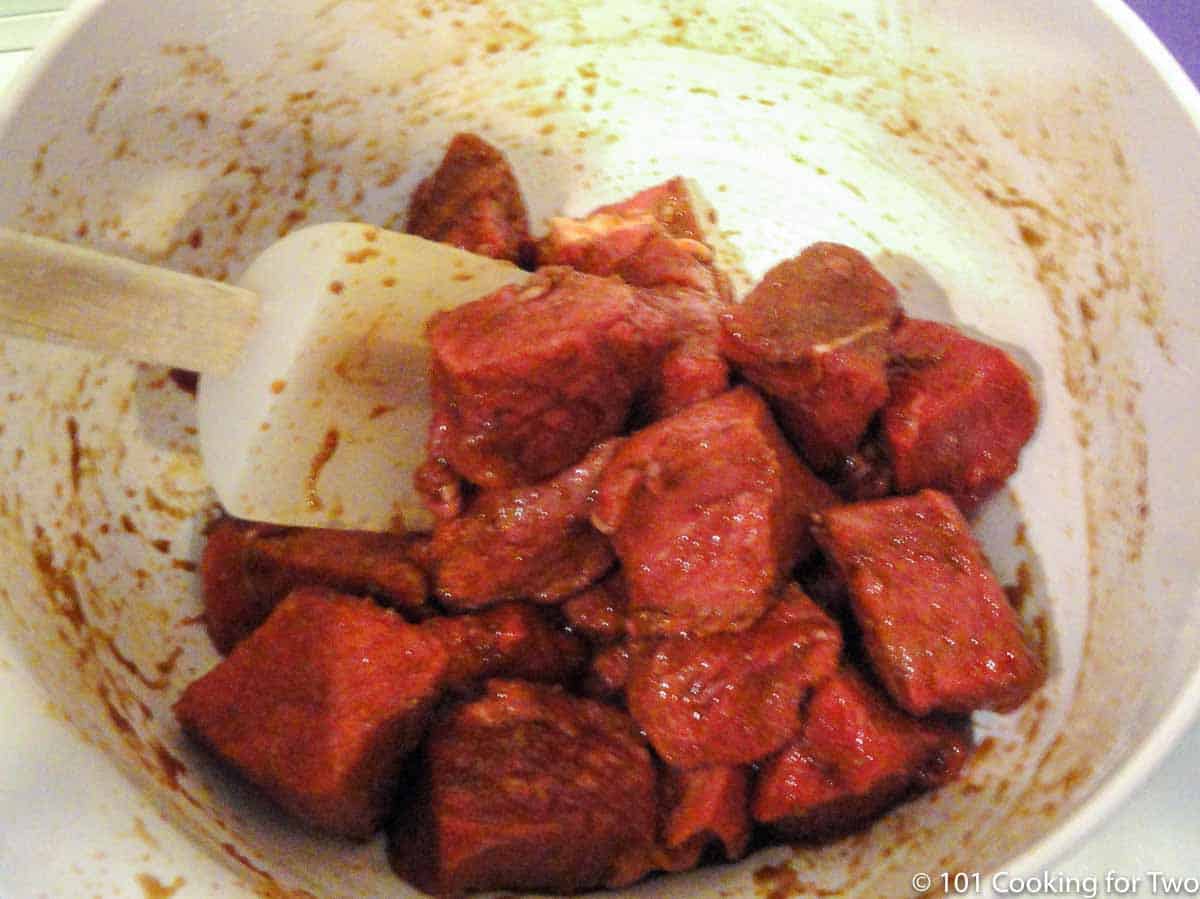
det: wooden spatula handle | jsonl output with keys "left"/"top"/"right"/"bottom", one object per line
{"left": 0, "top": 227, "right": 259, "bottom": 375}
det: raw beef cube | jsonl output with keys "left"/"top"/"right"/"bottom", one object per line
{"left": 175, "top": 588, "right": 447, "bottom": 839}
{"left": 594, "top": 387, "right": 838, "bottom": 637}
{"left": 244, "top": 527, "right": 430, "bottom": 618}
{"left": 420, "top": 603, "right": 587, "bottom": 694}
{"left": 606, "top": 764, "right": 750, "bottom": 888}
{"left": 199, "top": 516, "right": 285, "bottom": 654}
{"left": 812, "top": 489, "right": 1044, "bottom": 715}
{"left": 427, "top": 267, "right": 674, "bottom": 487}
{"left": 539, "top": 178, "right": 733, "bottom": 418}
{"left": 539, "top": 177, "right": 731, "bottom": 302}
{"left": 719, "top": 243, "right": 900, "bottom": 471}
{"left": 390, "top": 680, "right": 656, "bottom": 895}
{"left": 561, "top": 571, "right": 628, "bottom": 644}
{"left": 431, "top": 439, "right": 619, "bottom": 609}
{"left": 404, "top": 132, "right": 532, "bottom": 264}
{"left": 883, "top": 318, "right": 1038, "bottom": 510}
{"left": 752, "top": 668, "right": 970, "bottom": 839}
{"left": 199, "top": 517, "right": 433, "bottom": 654}
{"left": 626, "top": 586, "right": 843, "bottom": 768}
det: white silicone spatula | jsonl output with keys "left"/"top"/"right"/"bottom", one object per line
{"left": 0, "top": 223, "right": 528, "bottom": 532}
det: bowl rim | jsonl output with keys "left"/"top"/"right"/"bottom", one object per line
{"left": 997, "top": 0, "right": 1200, "bottom": 882}
{"left": 1, "top": 0, "right": 1199, "bottom": 893}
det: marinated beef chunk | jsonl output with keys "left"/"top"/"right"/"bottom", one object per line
{"left": 199, "top": 517, "right": 433, "bottom": 654}
{"left": 404, "top": 132, "right": 532, "bottom": 264}
{"left": 200, "top": 516, "right": 284, "bottom": 654}
{"left": 882, "top": 318, "right": 1038, "bottom": 510}
{"left": 427, "top": 267, "right": 675, "bottom": 488}
{"left": 594, "top": 387, "right": 838, "bottom": 638}
{"left": 719, "top": 243, "right": 900, "bottom": 472}
{"left": 812, "top": 489, "right": 1044, "bottom": 715}
{"left": 561, "top": 571, "right": 629, "bottom": 644}
{"left": 390, "top": 680, "right": 656, "bottom": 895}
{"left": 431, "top": 439, "right": 620, "bottom": 609}
{"left": 752, "top": 668, "right": 970, "bottom": 840}
{"left": 539, "top": 178, "right": 731, "bottom": 302}
{"left": 244, "top": 527, "right": 430, "bottom": 617}
{"left": 539, "top": 178, "right": 732, "bottom": 419}
{"left": 175, "top": 588, "right": 447, "bottom": 839}
{"left": 626, "top": 586, "right": 842, "bottom": 768}
{"left": 420, "top": 603, "right": 587, "bottom": 694}
{"left": 606, "top": 763, "right": 750, "bottom": 888}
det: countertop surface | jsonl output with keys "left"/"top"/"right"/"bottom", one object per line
{"left": 0, "top": 1, "right": 1197, "bottom": 897}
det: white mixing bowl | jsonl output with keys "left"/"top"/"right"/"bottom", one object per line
{"left": 1, "top": 1, "right": 1198, "bottom": 896}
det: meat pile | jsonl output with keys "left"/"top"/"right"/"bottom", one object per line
{"left": 174, "top": 132, "right": 1043, "bottom": 895}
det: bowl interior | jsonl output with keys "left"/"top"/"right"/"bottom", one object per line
{"left": 1, "top": 0, "right": 1199, "bottom": 895}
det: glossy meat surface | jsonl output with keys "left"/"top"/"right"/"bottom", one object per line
{"left": 538, "top": 177, "right": 730, "bottom": 302}
{"left": 883, "top": 318, "right": 1038, "bottom": 510}
{"left": 421, "top": 603, "right": 587, "bottom": 694}
{"left": 753, "top": 668, "right": 970, "bottom": 839}
{"left": 539, "top": 177, "right": 732, "bottom": 418}
{"left": 405, "top": 132, "right": 532, "bottom": 264}
{"left": 431, "top": 439, "right": 618, "bottom": 609}
{"left": 813, "top": 489, "right": 1044, "bottom": 715}
{"left": 427, "top": 267, "right": 673, "bottom": 487}
{"left": 625, "top": 586, "right": 843, "bottom": 768}
{"left": 244, "top": 526, "right": 430, "bottom": 614}
{"left": 390, "top": 680, "right": 655, "bottom": 895}
{"left": 594, "top": 387, "right": 838, "bottom": 638}
{"left": 200, "top": 517, "right": 430, "bottom": 653}
{"left": 720, "top": 243, "right": 899, "bottom": 471}
{"left": 175, "top": 588, "right": 447, "bottom": 838}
